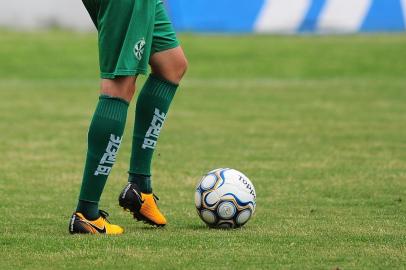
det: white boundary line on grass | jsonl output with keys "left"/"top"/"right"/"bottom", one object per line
{"left": 1, "top": 78, "right": 405, "bottom": 90}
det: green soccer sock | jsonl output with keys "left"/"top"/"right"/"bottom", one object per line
{"left": 77, "top": 95, "right": 129, "bottom": 220}
{"left": 128, "top": 74, "right": 178, "bottom": 193}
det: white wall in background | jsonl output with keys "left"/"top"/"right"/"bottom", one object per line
{"left": 0, "top": 0, "right": 92, "bottom": 30}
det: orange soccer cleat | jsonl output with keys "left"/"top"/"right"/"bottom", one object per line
{"left": 68, "top": 210, "right": 124, "bottom": 235}
{"left": 119, "top": 183, "right": 167, "bottom": 227}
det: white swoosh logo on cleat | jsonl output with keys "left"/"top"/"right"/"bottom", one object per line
{"left": 132, "top": 189, "right": 145, "bottom": 204}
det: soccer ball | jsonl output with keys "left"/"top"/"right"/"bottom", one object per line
{"left": 195, "top": 168, "right": 256, "bottom": 229}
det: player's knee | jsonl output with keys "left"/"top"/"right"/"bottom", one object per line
{"left": 101, "top": 76, "right": 136, "bottom": 102}
{"left": 156, "top": 55, "right": 188, "bottom": 84}
{"left": 170, "top": 56, "right": 188, "bottom": 83}
{"left": 177, "top": 56, "right": 188, "bottom": 80}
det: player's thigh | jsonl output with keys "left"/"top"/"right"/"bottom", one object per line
{"left": 83, "top": 0, "right": 156, "bottom": 79}
{"left": 150, "top": 1, "right": 187, "bottom": 83}
{"left": 151, "top": 0, "right": 180, "bottom": 55}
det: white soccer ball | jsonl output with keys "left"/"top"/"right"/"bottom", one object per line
{"left": 195, "top": 168, "right": 256, "bottom": 229}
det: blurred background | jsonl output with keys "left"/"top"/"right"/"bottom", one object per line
{"left": 0, "top": 0, "right": 405, "bottom": 33}
{"left": 1, "top": 1, "right": 406, "bottom": 269}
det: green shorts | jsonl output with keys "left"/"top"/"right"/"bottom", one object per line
{"left": 82, "top": 0, "right": 180, "bottom": 79}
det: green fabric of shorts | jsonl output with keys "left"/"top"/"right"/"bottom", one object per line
{"left": 82, "top": 0, "right": 180, "bottom": 78}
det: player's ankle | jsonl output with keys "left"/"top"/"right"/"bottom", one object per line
{"left": 76, "top": 200, "right": 100, "bottom": 220}
{"left": 128, "top": 173, "right": 152, "bottom": 193}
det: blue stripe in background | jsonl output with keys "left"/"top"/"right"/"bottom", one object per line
{"left": 298, "top": 0, "right": 327, "bottom": 32}
{"left": 361, "top": 0, "right": 405, "bottom": 32}
{"left": 165, "top": 0, "right": 406, "bottom": 33}
{"left": 165, "top": 0, "right": 265, "bottom": 32}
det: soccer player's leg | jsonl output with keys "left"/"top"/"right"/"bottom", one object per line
{"left": 119, "top": 0, "right": 187, "bottom": 227}
{"left": 70, "top": 78, "right": 133, "bottom": 234}
{"left": 70, "top": 78, "right": 135, "bottom": 234}
{"left": 70, "top": 0, "right": 142, "bottom": 234}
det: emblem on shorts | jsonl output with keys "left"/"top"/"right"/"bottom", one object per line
{"left": 134, "top": 38, "right": 146, "bottom": 61}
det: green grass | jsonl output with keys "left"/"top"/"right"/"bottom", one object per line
{"left": 1, "top": 31, "right": 406, "bottom": 269}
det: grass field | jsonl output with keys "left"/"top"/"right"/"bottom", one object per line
{"left": 0, "top": 31, "right": 406, "bottom": 269}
